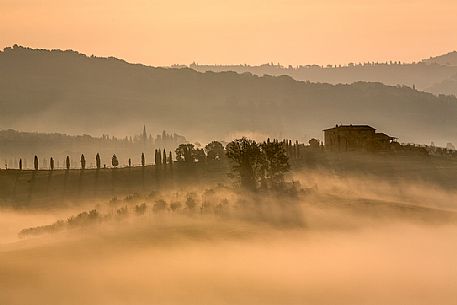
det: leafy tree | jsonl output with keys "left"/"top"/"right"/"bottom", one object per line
{"left": 112, "top": 154, "right": 119, "bottom": 167}
{"left": 50, "top": 157, "right": 54, "bottom": 170}
{"left": 96, "top": 153, "right": 101, "bottom": 169}
{"left": 80, "top": 154, "right": 86, "bottom": 170}
{"left": 34, "top": 155, "right": 38, "bottom": 171}
{"left": 141, "top": 153, "right": 145, "bottom": 167}
{"left": 175, "top": 144, "right": 196, "bottom": 162}
{"left": 66, "top": 156, "right": 70, "bottom": 170}
{"left": 260, "top": 140, "right": 290, "bottom": 187}
{"left": 205, "top": 141, "right": 225, "bottom": 160}
{"left": 225, "top": 138, "right": 265, "bottom": 190}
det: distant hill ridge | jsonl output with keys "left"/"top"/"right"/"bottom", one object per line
{"left": 422, "top": 51, "right": 457, "bottom": 66}
{"left": 186, "top": 54, "right": 457, "bottom": 96}
{"left": 1, "top": 45, "right": 457, "bottom": 146}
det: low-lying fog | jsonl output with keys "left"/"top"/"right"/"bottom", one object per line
{"left": 1, "top": 170, "right": 456, "bottom": 305}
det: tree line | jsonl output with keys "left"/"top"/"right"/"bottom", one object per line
{"left": 9, "top": 136, "right": 318, "bottom": 193}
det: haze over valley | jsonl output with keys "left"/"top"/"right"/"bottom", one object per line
{"left": 1, "top": 1, "right": 457, "bottom": 304}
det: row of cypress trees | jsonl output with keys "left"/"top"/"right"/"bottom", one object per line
{"left": 154, "top": 149, "right": 172, "bottom": 165}
{"left": 15, "top": 150, "right": 173, "bottom": 171}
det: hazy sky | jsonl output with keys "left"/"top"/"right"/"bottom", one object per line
{"left": 1, "top": 0, "right": 456, "bottom": 66}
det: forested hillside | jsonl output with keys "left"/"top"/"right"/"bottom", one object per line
{"left": 1, "top": 45, "right": 457, "bottom": 145}
{"left": 188, "top": 60, "right": 457, "bottom": 96}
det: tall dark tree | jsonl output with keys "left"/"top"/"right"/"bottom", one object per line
{"left": 205, "top": 141, "right": 225, "bottom": 160}
{"left": 168, "top": 151, "right": 173, "bottom": 166}
{"left": 128, "top": 158, "right": 132, "bottom": 167}
{"left": 66, "top": 156, "right": 70, "bottom": 170}
{"left": 96, "top": 153, "right": 101, "bottom": 169}
{"left": 163, "top": 149, "right": 167, "bottom": 165}
{"left": 112, "top": 154, "right": 119, "bottom": 167}
{"left": 155, "top": 149, "right": 162, "bottom": 165}
{"left": 80, "top": 154, "right": 86, "bottom": 170}
{"left": 141, "top": 152, "right": 145, "bottom": 189}
{"left": 34, "top": 155, "right": 38, "bottom": 171}
{"left": 225, "top": 138, "right": 265, "bottom": 190}
{"left": 50, "top": 157, "right": 54, "bottom": 171}
{"left": 19, "top": 159, "right": 22, "bottom": 171}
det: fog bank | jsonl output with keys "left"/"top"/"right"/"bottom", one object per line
{"left": 1, "top": 170, "right": 456, "bottom": 305}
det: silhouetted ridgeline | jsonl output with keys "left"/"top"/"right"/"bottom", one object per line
{"left": 185, "top": 51, "right": 457, "bottom": 96}
{"left": 422, "top": 51, "right": 457, "bottom": 66}
{"left": 1, "top": 45, "right": 457, "bottom": 145}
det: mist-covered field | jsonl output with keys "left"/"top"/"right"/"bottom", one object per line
{"left": 1, "top": 170, "right": 457, "bottom": 305}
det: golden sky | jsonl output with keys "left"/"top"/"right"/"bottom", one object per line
{"left": 1, "top": 0, "right": 456, "bottom": 66}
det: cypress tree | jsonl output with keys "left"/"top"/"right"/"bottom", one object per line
{"left": 128, "top": 158, "right": 132, "bottom": 167}
{"left": 141, "top": 152, "right": 145, "bottom": 190}
{"left": 155, "top": 149, "right": 161, "bottom": 165}
{"left": 34, "top": 155, "right": 38, "bottom": 171}
{"left": 169, "top": 151, "right": 172, "bottom": 166}
{"left": 163, "top": 149, "right": 167, "bottom": 165}
{"left": 50, "top": 157, "right": 54, "bottom": 170}
{"left": 112, "top": 154, "right": 119, "bottom": 167}
{"left": 96, "top": 153, "right": 101, "bottom": 169}
{"left": 94, "top": 154, "right": 100, "bottom": 198}
{"left": 111, "top": 155, "right": 118, "bottom": 196}
{"left": 19, "top": 159, "right": 22, "bottom": 171}
{"left": 66, "top": 156, "right": 70, "bottom": 170}
{"left": 80, "top": 154, "right": 86, "bottom": 170}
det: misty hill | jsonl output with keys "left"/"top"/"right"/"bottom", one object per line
{"left": 1, "top": 45, "right": 457, "bottom": 146}
{"left": 186, "top": 60, "right": 457, "bottom": 97}
{"left": 422, "top": 51, "right": 457, "bottom": 66}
